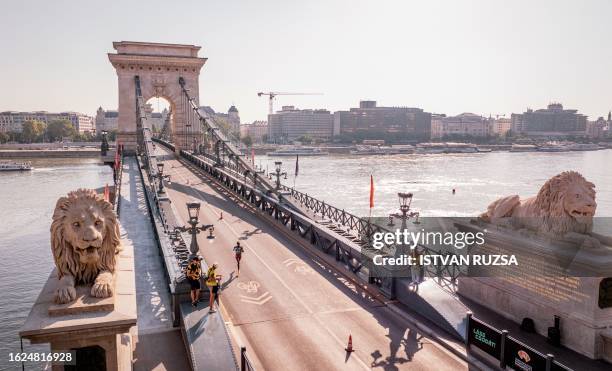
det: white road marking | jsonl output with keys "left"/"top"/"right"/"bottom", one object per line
{"left": 239, "top": 292, "right": 270, "bottom": 301}
{"left": 240, "top": 291, "right": 273, "bottom": 305}
{"left": 294, "top": 265, "right": 313, "bottom": 275}
{"left": 284, "top": 258, "right": 313, "bottom": 274}
{"left": 283, "top": 258, "right": 298, "bottom": 267}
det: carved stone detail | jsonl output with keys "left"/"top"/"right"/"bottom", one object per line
{"left": 50, "top": 189, "right": 122, "bottom": 304}
{"left": 480, "top": 171, "right": 597, "bottom": 236}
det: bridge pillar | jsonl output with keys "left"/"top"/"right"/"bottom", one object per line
{"left": 108, "top": 41, "right": 206, "bottom": 153}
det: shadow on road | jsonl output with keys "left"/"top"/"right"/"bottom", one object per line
{"left": 369, "top": 315, "right": 424, "bottom": 370}
{"left": 240, "top": 228, "right": 262, "bottom": 240}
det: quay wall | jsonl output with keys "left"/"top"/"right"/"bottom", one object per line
{"left": 0, "top": 149, "right": 101, "bottom": 158}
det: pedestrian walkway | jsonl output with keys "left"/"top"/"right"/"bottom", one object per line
{"left": 118, "top": 157, "right": 189, "bottom": 370}
{"left": 158, "top": 185, "right": 238, "bottom": 371}
{"left": 180, "top": 301, "right": 239, "bottom": 371}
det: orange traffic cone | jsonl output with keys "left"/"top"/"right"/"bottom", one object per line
{"left": 345, "top": 334, "right": 354, "bottom": 353}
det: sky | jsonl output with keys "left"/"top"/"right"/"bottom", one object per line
{"left": 1, "top": 0, "right": 611, "bottom": 123}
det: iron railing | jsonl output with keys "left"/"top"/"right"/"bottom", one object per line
{"left": 113, "top": 145, "right": 124, "bottom": 217}
{"left": 178, "top": 77, "right": 279, "bottom": 195}
{"left": 240, "top": 347, "right": 256, "bottom": 371}
{"left": 134, "top": 76, "right": 192, "bottom": 276}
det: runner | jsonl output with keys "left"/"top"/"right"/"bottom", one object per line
{"left": 206, "top": 262, "right": 222, "bottom": 313}
{"left": 233, "top": 241, "right": 244, "bottom": 276}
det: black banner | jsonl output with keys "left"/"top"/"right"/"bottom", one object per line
{"left": 551, "top": 361, "right": 572, "bottom": 371}
{"left": 504, "top": 336, "right": 548, "bottom": 371}
{"left": 468, "top": 317, "right": 502, "bottom": 360}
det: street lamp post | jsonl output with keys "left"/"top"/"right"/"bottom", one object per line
{"left": 389, "top": 192, "right": 420, "bottom": 230}
{"left": 386, "top": 192, "right": 421, "bottom": 298}
{"left": 155, "top": 162, "right": 171, "bottom": 195}
{"left": 269, "top": 161, "right": 287, "bottom": 190}
{"left": 100, "top": 130, "right": 109, "bottom": 156}
{"left": 175, "top": 202, "right": 215, "bottom": 260}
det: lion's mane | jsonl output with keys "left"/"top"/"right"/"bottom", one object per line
{"left": 533, "top": 171, "right": 595, "bottom": 234}
{"left": 50, "top": 189, "right": 120, "bottom": 284}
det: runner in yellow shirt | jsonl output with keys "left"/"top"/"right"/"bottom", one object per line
{"left": 206, "top": 262, "right": 222, "bottom": 313}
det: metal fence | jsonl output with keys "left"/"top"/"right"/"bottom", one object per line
{"left": 113, "top": 145, "right": 124, "bottom": 217}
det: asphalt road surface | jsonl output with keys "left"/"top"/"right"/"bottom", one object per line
{"left": 157, "top": 147, "right": 467, "bottom": 371}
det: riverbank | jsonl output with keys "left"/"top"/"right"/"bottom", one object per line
{"left": 0, "top": 149, "right": 102, "bottom": 158}
{"left": 252, "top": 141, "right": 612, "bottom": 156}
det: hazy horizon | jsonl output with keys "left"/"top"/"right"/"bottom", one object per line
{"left": 1, "top": 0, "right": 611, "bottom": 123}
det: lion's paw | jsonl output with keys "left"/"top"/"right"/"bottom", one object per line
{"left": 55, "top": 285, "right": 76, "bottom": 304}
{"left": 581, "top": 236, "right": 602, "bottom": 249}
{"left": 91, "top": 273, "right": 114, "bottom": 298}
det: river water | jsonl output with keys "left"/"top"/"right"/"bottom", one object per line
{"left": 0, "top": 150, "right": 610, "bottom": 369}
{"left": 258, "top": 149, "right": 612, "bottom": 218}
{"left": 0, "top": 159, "right": 112, "bottom": 370}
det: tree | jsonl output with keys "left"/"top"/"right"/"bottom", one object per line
{"left": 21, "top": 120, "right": 46, "bottom": 143}
{"left": 296, "top": 134, "right": 313, "bottom": 144}
{"left": 241, "top": 135, "right": 253, "bottom": 147}
{"left": 214, "top": 117, "right": 233, "bottom": 136}
{"left": 8, "top": 131, "right": 22, "bottom": 143}
{"left": 46, "top": 119, "right": 76, "bottom": 142}
{"left": 0, "top": 132, "right": 9, "bottom": 144}
{"left": 72, "top": 132, "right": 95, "bottom": 142}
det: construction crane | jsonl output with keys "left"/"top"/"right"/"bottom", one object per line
{"left": 257, "top": 92, "right": 323, "bottom": 114}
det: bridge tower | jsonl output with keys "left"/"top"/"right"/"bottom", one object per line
{"left": 108, "top": 41, "right": 207, "bottom": 152}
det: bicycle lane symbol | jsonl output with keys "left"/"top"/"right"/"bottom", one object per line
{"left": 237, "top": 281, "right": 260, "bottom": 294}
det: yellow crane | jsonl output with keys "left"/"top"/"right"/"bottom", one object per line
{"left": 257, "top": 91, "right": 323, "bottom": 114}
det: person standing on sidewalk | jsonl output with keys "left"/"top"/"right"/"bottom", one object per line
{"left": 411, "top": 247, "right": 422, "bottom": 291}
{"left": 233, "top": 241, "right": 244, "bottom": 276}
{"left": 185, "top": 256, "right": 203, "bottom": 307}
{"left": 206, "top": 262, "right": 222, "bottom": 313}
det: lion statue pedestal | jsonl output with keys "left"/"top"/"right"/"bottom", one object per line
{"left": 19, "top": 189, "right": 136, "bottom": 371}
{"left": 458, "top": 171, "right": 612, "bottom": 362}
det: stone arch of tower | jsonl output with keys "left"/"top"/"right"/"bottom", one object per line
{"left": 108, "top": 41, "right": 206, "bottom": 151}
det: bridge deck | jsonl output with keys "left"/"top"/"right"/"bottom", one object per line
{"left": 157, "top": 146, "right": 466, "bottom": 371}
{"left": 118, "top": 157, "right": 190, "bottom": 371}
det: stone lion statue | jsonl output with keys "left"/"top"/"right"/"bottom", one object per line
{"left": 50, "top": 189, "right": 121, "bottom": 304}
{"left": 480, "top": 171, "right": 597, "bottom": 237}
